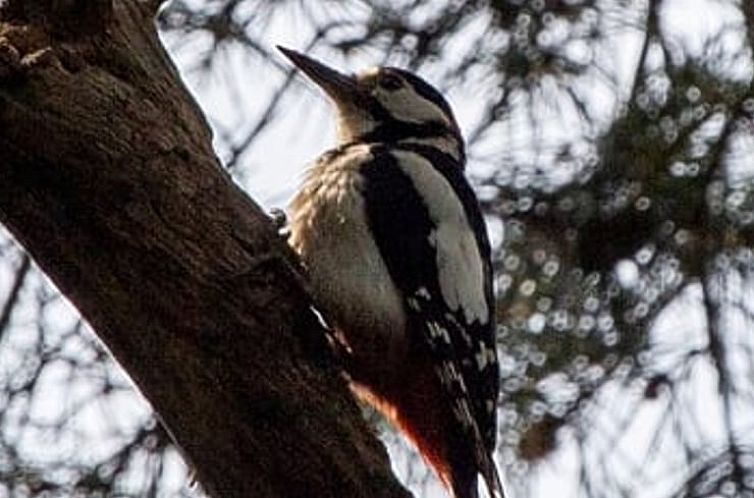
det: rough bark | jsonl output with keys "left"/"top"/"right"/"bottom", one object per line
{"left": 0, "top": 1, "right": 411, "bottom": 497}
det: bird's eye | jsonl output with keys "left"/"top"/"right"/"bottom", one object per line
{"left": 378, "top": 73, "right": 403, "bottom": 91}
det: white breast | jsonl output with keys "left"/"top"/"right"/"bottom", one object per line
{"left": 288, "top": 145, "right": 408, "bottom": 359}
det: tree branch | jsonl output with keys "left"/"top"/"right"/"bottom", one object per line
{"left": 0, "top": 3, "right": 410, "bottom": 498}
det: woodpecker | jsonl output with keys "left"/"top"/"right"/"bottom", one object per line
{"left": 280, "top": 47, "right": 504, "bottom": 498}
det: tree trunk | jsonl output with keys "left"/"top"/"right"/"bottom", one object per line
{"left": 0, "top": 1, "right": 411, "bottom": 497}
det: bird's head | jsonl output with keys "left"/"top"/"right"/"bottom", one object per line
{"left": 279, "top": 47, "right": 464, "bottom": 161}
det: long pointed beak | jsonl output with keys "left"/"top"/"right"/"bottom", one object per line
{"left": 278, "top": 46, "right": 359, "bottom": 105}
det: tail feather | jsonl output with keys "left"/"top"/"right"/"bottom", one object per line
{"left": 448, "top": 426, "right": 506, "bottom": 498}
{"left": 478, "top": 450, "right": 506, "bottom": 498}
{"left": 449, "top": 452, "right": 505, "bottom": 498}
{"left": 467, "top": 408, "right": 506, "bottom": 498}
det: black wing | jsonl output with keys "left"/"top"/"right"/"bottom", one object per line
{"left": 360, "top": 144, "right": 500, "bottom": 461}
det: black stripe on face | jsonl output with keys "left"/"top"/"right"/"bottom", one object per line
{"left": 360, "top": 120, "right": 456, "bottom": 144}
{"left": 356, "top": 68, "right": 463, "bottom": 149}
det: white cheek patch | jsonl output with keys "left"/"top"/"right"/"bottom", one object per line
{"left": 391, "top": 150, "right": 489, "bottom": 325}
{"left": 375, "top": 86, "right": 452, "bottom": 126}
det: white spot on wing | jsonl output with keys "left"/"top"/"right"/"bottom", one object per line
{"left": 445, "top": 312, "right": 472, "bottom": 345}
{"left": 427, "top": 320, "right": 452, "bottom": 344}
{"left": 486, "top": 399, "right": 495, "bottom": 414}
{"left": 392, "top": 150, "right": 489, "bottom": 324}
{"left": 475, "top": 341, "right": 496, "bottom": 370}
{"left": 407, "top": 297, "right": 420, "bottom": 311}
